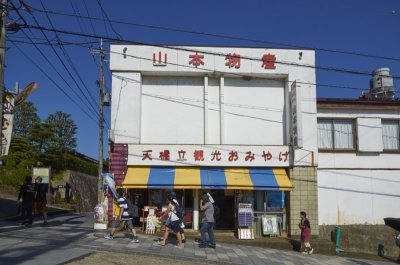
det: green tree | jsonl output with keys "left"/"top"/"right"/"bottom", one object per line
{"left": 0, "top": 136, "right": 37, "bottom": 187}
{"left": 28, "top": 123, "right": 54, "bottom": 153}
{"left": 2, "top": 136, "right": 35, "bottom": 168}
{"left": 13, "top": 102, "right": 41, "bottom": 138}
{"left": 44, "top": 111, "right": 77, "bottom": 154}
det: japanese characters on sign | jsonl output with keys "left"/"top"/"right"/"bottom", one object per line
{"left": 225, "top": 53, "right": 241, "bottom": 69}
{"left": 189, "top": 52, "right": 204, "bottom": 68}
{"left": 153, "top": 51, "right": 167, "bottom": 66}
{"left": 290, "top": 81, "right": 303, "bottom": 148}
{"left": 149, "top": 51, "right": 277, "bottom": 70}
{"left": 130, "top": 145, "right": 289, "bottom": 167}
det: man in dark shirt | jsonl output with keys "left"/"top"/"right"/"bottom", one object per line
{"left": 34, "top": 177, "right": 48, "bottom": 225}
{"left": 17, "top": 176, "right": 35, "bottom": 227}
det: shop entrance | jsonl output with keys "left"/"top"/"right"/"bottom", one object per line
{"left": 209, "top": 190, "right": 235, "bottom": 230}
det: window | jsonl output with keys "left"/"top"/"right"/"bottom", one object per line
{"left": 317, "top": 119, "right": 355, "bottom": 150}
{"left": 382, "top": 120, "right": 400, "bottom": 151}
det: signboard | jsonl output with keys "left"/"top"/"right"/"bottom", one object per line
{"left": 32, "top": 167, "right": 50, "bottom": 184}
{"left": 290, "top": 81, "right": 303, "bottom": 148}
{"left": 262, "top": 215, "right": 280, "bottom": 236}
{"left": 1, "top": 113, "right": 13, "bottom": 156}
{"left": 1, "top": 83, "right": 37, "bottom": 156}
{"left": 1, "top": 93, "right": 15, "bottom": 156}
{"left": 128, "top": 144, "right": 290, "bottom": 167}
{"left": 102, "top": 173, "right": 117, "bottom": 200}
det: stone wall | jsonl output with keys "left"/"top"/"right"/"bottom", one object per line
{"left": 68, "top": 171, "right": 97, "bottom": 212}
{"left": 288, "top": 166, "right": 319, "bottom": 237}
{"left": 319, "top": 224, "right": 399, "bottom": 258}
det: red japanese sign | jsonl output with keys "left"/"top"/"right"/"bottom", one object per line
{"left": 189, "top": 52, "right": 204, "bottom": 67}
{"left": 132, "top": 145, "right": 289, "bottom": 167}
{"left": 153, "top": 51, "right": 167, "bottom": 66}
{"left": 261, "top": 53, "right": 276, "bottom": 69}
{"left": 225, "top": 53, "right": 241, "bottom": 69}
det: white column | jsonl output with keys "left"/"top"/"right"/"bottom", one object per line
{"left": 193, "top": 189, "right": 199, "bottom": 230}
{"left": 204, "top": 75, "right": 209, "bottom": 144}
{"left": 219, "top": 75, "right": 225, "bottom": 144}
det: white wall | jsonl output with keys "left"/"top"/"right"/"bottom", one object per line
{"left": 141, "top": 76, "right": 204, "bottom": 144}
{"left": 110, "top": 72, "right": 141, "bottom": 143}
{"left": 110, "top": 45, "right": 317, "bottom": 166}
{"left": 224, "top": 78, "right": 285, "bottom": 145}
{"left": 318, "top": 169, "right": 400, "bottom": 225}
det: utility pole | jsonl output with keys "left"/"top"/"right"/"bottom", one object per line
{"left": 0, "top": 0, "right": 7, "bottom": 157}
{"left": 98, "top": 40, "right": 105, "bottom": 204}
{"left": 91, "top": 40, "right": 105, "bottom": 204}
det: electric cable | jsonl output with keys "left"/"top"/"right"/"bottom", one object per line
{"left": 9, "top": 1, "right": 101, "bottom": 120}
{"left": 19, "top": 23, "right": 400, "bottom": 81}
{"left": 25, "top": 3, "right": 400, "bottom": 62}
{"left": 95, "top": 0, "right": 122, "bottom": 40}
{"left": 10, "top": 40, "right": 99, "bottom": 124}
{"left": 39, "top": 0, "right": 99, "bottom": 116}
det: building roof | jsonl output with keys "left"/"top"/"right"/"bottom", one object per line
{"left": 317, "top": 98, "right": 400, "bottom": 111}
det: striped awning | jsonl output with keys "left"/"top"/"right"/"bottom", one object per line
{"left": 121, "top": 167, "right": 292, "bottom": 190}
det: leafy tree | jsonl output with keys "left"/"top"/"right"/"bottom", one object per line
{"left": 44, "top": 111, "right": 77, "bottom": 154}
{"left": 13, "top": 102, "right": 41, "bottom": 138}
{"left": 0, "top": 136, "right": 37, "bottom": 187}
{"left": 28, "top": 123, "right": 54, "bottom": 153}
{"left": 1, "top": 136, "right": 35, "bottom": 168}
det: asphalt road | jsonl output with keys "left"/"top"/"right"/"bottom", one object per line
{"left": 0, "top": 197, "right": 19, "bottom": 219}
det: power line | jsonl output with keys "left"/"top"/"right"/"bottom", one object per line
{"left": 108, "top": 50, "right": 388, "bottom": 94}
{"left": 37, "top": 1, "right": 111, "bottom": 129}
{"left": 26, "top": 3, "right": 400, "bottom": 62}
{"left": 19, "top": 23, "right": 400, "bottom": 81}
{"left": 69, "top": 0, "right": 91, "bottom": 46}
{"left": 94, "top": 0, "right": 122, "bottom": 40}
{"left": 94, "top": 0, "right": 109, "bottom": 39}
{"left": 82, "top": 0, "right": 97, "bottom": 37}
{"left": 21, "top": 1, "right": 100, "bottom": 120}
{"left": 9, "top": 2, "right": 99, "bottom": 119}
{"left": 39, "top": 0, "right": 99, "bottom": 116}
{"left": 10, "top": 30, "right": 399, "bottom": 95}
{"left": 8, "top": 36, "right": 101, "bottom": 45}
{"left": 10, "top": 40, "right": 99, "bottom": 124}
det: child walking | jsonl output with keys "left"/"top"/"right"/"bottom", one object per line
{"left": 299, "top": 211, "right": 313, "bottom": 254}
{"left": 104, "top": 188, "right": 139, "bottom": 243}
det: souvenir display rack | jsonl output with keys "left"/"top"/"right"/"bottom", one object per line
{"left": 237, "top": 203, "right": 254, "bottom": 239}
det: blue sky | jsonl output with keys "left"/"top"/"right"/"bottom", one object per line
{"left": 5, "top": 0, "right": 400, "bottom": 159}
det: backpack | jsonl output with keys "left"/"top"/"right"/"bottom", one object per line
{"left": 126, "top": 198, "right": 138, "bottom": 217}
{"left": 172, "top": 201, "right": 184, "bottom": 221}
{"left": 213, "top": 204, "right": 220, "bottom": 222}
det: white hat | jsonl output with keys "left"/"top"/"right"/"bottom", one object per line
{"left": 207, "top": 192, "right": 215, "bottom": 204}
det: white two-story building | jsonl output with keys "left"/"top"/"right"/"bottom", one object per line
{"left": 108, "top": 45, "right": 318, "bottom": 236}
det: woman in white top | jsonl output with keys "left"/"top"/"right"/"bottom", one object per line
{"left": 154, "top": 193, "right": 184, "bottom": 249}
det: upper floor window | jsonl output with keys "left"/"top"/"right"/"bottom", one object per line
{"left": 317, "top": 119, "right": 355, "bottom": 150}
{"left": 382, "top": 120, "right": 400, "bottom": 151}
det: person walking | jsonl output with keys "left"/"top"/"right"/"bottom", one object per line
{"left": 17, "top": 176, "right": 36, "bottom": 227}
{"left": 154, "top": 192, "right": 184, "bottom": 249}
{"left": 199, "top": 193, "right": 216, "bottom": 249}
{"left": 299, "top": 211, "right": 314, "bottom": 254}
{"left": 34, "top": 177, "right": 48, "bottom": 225}
{"left": 172, "top": 195, "right": 186, "bottom": 243}
{"left": 104, "top": 188, "right": 139, "bottom": 243}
